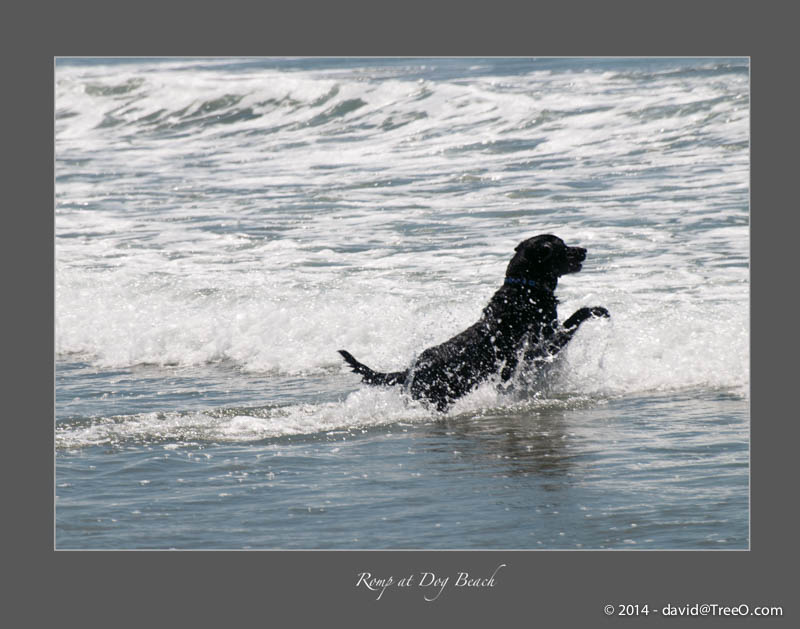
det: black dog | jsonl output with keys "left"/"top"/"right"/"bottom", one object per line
{"left": 338, "top": 234, "right": 609, "bottom": 411}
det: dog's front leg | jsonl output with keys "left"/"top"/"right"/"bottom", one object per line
{"left": 563, "top": 306, "right": 609, "bottom": 330}
{"left": 500, "top": 353, "right": 519, "bottom": 381}
{"left": 549, "top": 306, "right": 610, "bottom": 354}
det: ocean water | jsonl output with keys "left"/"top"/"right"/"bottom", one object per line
{"left": 55, "top": 57, "right": 749, "bottom": 549}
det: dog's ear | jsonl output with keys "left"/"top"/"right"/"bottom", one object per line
{"left": 537, "top": 241, "right": 554, "bottom": 262}
{"left": 522, "top": 240, "right": 554, "bottom": 265}
{"left": 514, "top": 239, "right": 554, "bottom": 263}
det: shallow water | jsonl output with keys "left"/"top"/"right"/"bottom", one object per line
{"left": 55, "top": 57, "right": 749, "bottom": 548}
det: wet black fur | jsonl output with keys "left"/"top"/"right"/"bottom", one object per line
{"left": 338, "top": 234, "right": 609, "bottom": 412}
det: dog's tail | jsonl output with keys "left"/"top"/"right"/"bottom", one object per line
{"left": 338, "top": 350, "right": 407, "bottom": 386}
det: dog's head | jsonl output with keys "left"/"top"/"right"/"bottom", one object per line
{"left": 505, "top": 234, "right": 587, "bottom": 281}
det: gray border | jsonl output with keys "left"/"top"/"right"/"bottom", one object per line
{"left": 13, "top": 0, "right": 794, "bottom": 625}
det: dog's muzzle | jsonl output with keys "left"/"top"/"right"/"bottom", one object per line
{"left": 567, "top": 246, "right": 587, "bottom": 272}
